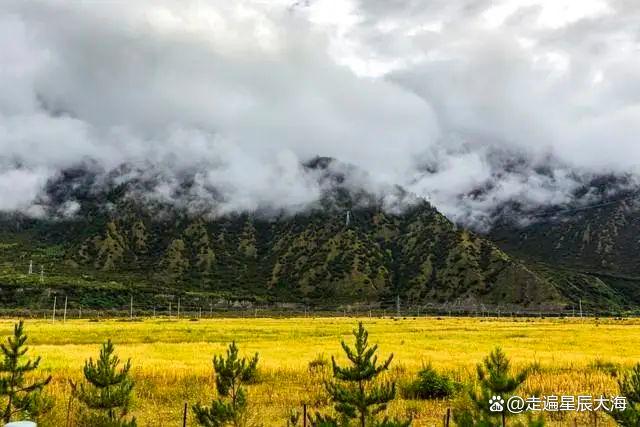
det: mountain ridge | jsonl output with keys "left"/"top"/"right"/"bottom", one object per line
{"left": 0, "top": 163, "right": 637, "bottom": 312}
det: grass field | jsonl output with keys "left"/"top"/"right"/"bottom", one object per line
{"left": 0, "top": 316, "right": 638, "bottom": 426}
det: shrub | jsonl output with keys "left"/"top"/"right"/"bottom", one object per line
{"left": 589, "top": 358, "right": 619, "bottom": 377}
{"left": 308, "top": 353, "right": 330, "bottom": 372}
{"left": 402, "top": 364, "right": 458, "bottom": 399}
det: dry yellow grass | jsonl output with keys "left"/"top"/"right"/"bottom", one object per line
{"left": 0, "top": 316, "right": 638, "bottom": 426}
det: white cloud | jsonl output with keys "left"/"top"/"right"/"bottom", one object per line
{"left": 0, "top": 0, "right": 638, "bottom": 227}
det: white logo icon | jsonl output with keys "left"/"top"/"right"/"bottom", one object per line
{"left": 489, "top": 396, "right": 505, "bottom": 412}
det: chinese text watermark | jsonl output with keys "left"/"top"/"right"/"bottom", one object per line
{"left": 489, "top": 395, "right": 628, "bottom": 413}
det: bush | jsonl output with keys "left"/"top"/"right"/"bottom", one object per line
{"left": 308, "top": 353, "right": 330, "bottom": 372}
{"left": 589, "top": 358, "right": 619, "bottom": 377}
{"left": 402, "top": 364, "right": 458, "bottom": 399}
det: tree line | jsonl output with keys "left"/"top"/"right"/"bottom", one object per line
{"left": 1, "top": 321, "right": 639, "bottom": 426}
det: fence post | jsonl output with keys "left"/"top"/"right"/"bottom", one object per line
{"left": 445, "top": 407, "right": 450, "bottom": 427}
{"left": 183, "top": 402, "right": 188, "bottom": 427}
{"left": 303, "top": 403, "right": 307, "bottom": 427}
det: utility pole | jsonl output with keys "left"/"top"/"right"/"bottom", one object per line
{"left": 169, "top": 302, "right": 172, "bottom": 319}
{"left": 28, "top": 260, "right": 33, "bottom": 275}
{"left": 52, "top": 296, "right": 57, "bottom": 323}
{"left": 346, "top": 210, "right": 351, "bottom": 227}
{"left": 63, "top": 296, "right": 68, "bottom": 323}
{"left": 130, "top": 295, "right": 133, "bottom": 320}
{"left": 579, "top": 299, "right": 583, "bottom": 318}
{"left": 40, "top": 265, "right": 44, "bottom": 283}
{"left": 177, "top": 298, "right": 181, "bottom": 319}
{"left": 396, "top": 295, "right": 400, "bottom": 318}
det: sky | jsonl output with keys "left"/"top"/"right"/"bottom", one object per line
{"left": 0, "top": 0, "right": 639, "bottom": 227}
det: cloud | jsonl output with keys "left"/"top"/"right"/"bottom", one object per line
{"left": 0, "top": 0, "right": 638, "bottom": 228}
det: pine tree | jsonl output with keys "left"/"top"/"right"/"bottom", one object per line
{"left": 610, "top": 363, "right": 640, "bottom": 426}
{"left": 475, "top": 347, "right": 526, "bottom": 420}
{"left": 454, "top": 347, "right": 541, "bottom": 427}
{"left": 73, "top": 339, "right": 136, "bottom": 427}
{"left": 193, "top": 341, "right": 259, "bottom": 427}
{"left": 0, "top": 320, "right": 52, "bottom": 423}
{"left": 321, "top": 322, "right": 410, "bottom": 427}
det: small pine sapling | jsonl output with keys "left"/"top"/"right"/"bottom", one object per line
{"left": 321, "top": 322, "right": 410, "bottom": 427}
{"left": 0, "top": 321, "right": 52, "bottom": 423}
{"left": 454, "top": 347, "right": 542, "bottom": 427}
{"left": 72, "top": 339, "right": 136, "bottom": 427}
{"left": 193, "top": 341, "right": 259, "bottom": 427}
{"left": 610, "top": 363, "right": 640, "bottom": 426}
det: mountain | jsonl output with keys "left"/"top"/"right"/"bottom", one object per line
{"left": 0, "top": 160, "right": 569, "bottom": 312}
{"left": 1, "top": 162, "right": 638, "bottom": 313}
{"left": 488, "top": 178, "right": 640, "bottom": 309}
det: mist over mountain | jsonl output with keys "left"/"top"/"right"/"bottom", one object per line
{"left": 2, "top": 0, "right": 640, "bottom": 228}
{"left": 0, "top": 165, "right": 568, "bottom": 310}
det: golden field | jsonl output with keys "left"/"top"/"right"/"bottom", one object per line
{"left": 0, "top": 316, "right": 639, "bottom": 426}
